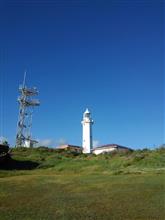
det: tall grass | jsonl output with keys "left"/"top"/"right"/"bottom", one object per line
{"left": 4, "top": 147, "right": 165, "bottom": 173}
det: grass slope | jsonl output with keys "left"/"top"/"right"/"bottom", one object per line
{"left": 1, "top": 147, "right": 164, "bottom": 175}
{"left": 0, "top": 147, "right": 164, "bottom": 220}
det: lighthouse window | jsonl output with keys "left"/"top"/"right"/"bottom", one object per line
{"left": 85, "top": 113, "right": 90, "bottom": 118}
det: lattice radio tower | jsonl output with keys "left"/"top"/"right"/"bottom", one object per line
{"left": 16, "top": 72, "right": 40, "bottom": 147}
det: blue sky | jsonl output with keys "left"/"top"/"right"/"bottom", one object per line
{"left": 0, "top": 0, "right": 164, "bottom": 149}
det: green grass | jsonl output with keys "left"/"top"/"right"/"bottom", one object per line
{"left": 0, "top": 147, "right": 164, "bottom": 219}
{"left": 0, "top": 173, "right": 164, "bottom": 220}
{"left": 2, "top": 147, "right": 164, "bottom": 176}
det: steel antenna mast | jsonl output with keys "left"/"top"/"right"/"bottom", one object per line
{"left": 16, "top": 72, "right": 40, "bottom": 147}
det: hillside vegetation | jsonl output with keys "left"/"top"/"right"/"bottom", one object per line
{"left": 0, "top": 146, "right": 164, "bottom": 176}
{"left": 0, "top": 147, "right": 164, "bottom": 220}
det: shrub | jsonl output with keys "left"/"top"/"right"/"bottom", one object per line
{"left": 133, "top": 154, "right": 145, "bottom": 162}
{"left": 37, "top": 146, "right": 49, "bottom": 152}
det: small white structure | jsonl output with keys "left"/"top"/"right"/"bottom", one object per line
{"left": 92, "top": 144, "right": 132, "bottom": 155}
{"left": 24, "top": 139, "right": 31, "bottom": 148}
{"left": 81, "top": 108, "right": 94, "bottom": 153}
{"left": 24, "top": 139, "right": 37, "bottom": 148}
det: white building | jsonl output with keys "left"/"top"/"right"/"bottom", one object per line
{"left": 81, "top": 108, "right": 94, "bottom": 153}
{"left": 92, "top": 144, "right": 133, "bottom": 155}
{"left": 24, "top": 139, "right": 37, "bottom": 148}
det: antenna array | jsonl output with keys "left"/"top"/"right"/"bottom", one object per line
{"left": 16, "top": 73, "right": 40, "bottom": 147}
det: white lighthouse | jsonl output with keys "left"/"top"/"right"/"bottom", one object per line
{"left": 81, "top": 108, "right": 94, "bottom": 154}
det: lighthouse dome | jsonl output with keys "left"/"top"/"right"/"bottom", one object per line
{"left": 84, "top": 108, "right": 90, "bottom": 118}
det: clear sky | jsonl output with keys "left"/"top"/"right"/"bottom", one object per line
{"left": 0, "top": 0, "right": 164, "bottom": 149}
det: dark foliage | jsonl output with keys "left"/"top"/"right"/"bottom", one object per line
{"left": 0, "top": 157, "right": 39, "bottom": 170}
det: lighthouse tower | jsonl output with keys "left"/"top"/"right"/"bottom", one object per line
{"left": 81, "top": 108, "right": 94, "bottom": 153}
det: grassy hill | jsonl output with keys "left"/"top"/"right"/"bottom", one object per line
{"left": 0, "top": 147, "right": 165, "bottom": 220}
{"left": 1, "top": 146, "right": 165, "bottom": 175}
